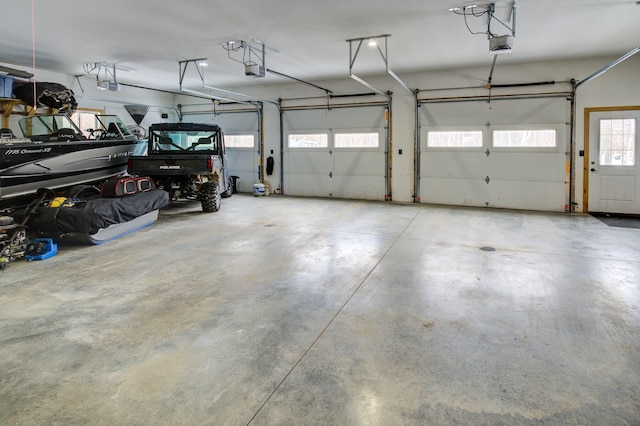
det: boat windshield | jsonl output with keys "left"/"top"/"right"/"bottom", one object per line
{"left": 95, "top": 115, "right": 136, "bottom": 140}
{"left": 18, "top": 114, "right": 83, "bottom": 141}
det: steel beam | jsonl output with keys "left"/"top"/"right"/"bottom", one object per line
{"left": 347, "top": 35, "right": 416, "bottom": 97}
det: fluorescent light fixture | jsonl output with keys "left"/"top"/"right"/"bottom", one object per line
{"left": 198, "top": 62, "right": 208, "bottom": 67}
{"left": 368, "top": 39, "right": 378, "bottom": 47}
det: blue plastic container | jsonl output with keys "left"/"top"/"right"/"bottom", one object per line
{"left": 25, "top": 238, "right": 58, "bottom": 261}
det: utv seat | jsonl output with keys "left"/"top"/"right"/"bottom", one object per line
{"left": 157, "top": 136, "right": 180, "bottom": 150}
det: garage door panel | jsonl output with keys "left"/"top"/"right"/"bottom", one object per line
{"left": 285, "top": 173, "right": 331, "bottom": 197}
{"left": 420, "top": 152, "right": 485, "bottom": 179}
{"left": 285, "top": 150, "right": 331, "bottom": 196}
{"left": 421, "top": 103, "right": 488, "bottom": 127}
{"left": 486, "top": 97, "right": 567, "bottom": 124}
{"left": 284, "top": 111, "right": 334, "bottom": 130}
{"left": 287, "top": 151, "right": 331, "bottom": 174}
{"left": 488, "top": 180, "right": 566, "bottom": 211}
{"left": 420, "top": 177, "right": 489, "bottom": 206}
{"left": 226, "top": 150, "right": 257, "bottom": 192}
{"left": 333, "top": 151, "right": 385, "bottom": 199}
{"left": 284, "top": 107, "right": 385, "bottom": 130}
{"left": 334, "top": 151, "right": 383, "bottom": 176}
{"left": 332, "top": 175, "right": 386, "bottom": 200}
{"left": 489, "top": 152, "right": 565, "bottom": 181}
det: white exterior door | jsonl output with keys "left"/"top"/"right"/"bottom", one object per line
{"left": 419, "top": 96, "right": 570, "bottom": 211}
{"left": 588, "top": 109, "right": 640, "bottom": 214}
{"left": 283, "top": 105, "right": 387, "bottom": 200}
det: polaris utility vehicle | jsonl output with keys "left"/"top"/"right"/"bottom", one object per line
{"left": 127, "top": 122, "right": 232, "bottom": 212}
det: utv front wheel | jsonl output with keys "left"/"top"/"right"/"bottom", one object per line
{"left": 200, "top": 181, "right": 221, "bottom": 212}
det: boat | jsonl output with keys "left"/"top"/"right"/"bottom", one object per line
{"left": 0, "top": 114, "right": 137, "bottom": 206}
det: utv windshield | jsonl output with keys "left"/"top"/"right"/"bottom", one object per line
{"left": 151, "top": 130, "right": 219, "bottom": 153}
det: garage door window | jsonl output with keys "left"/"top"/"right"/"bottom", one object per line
{"left": 288, "top": 134, "right": 328, "bottom": 148}
{"left": 335, "top": 133, "right": 379, "bottom": 148}
{"left": 225, "top": 134, "right": 254, "bottom": 148}
{"left": 493, "top": 130, "right": 556, "bottom": 147}
{"left": 598, "top": 119, "right": 635, "bottom": 166}
{"left": 427, "top": 131, "right": 482, "bottom": 147}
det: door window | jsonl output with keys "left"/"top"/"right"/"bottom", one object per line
{"left": 599, "top": 118, "right": 636, "bottom": 166}
{"left": 334, "top": 133, "right": 379, "bottom": 148}
{"left": 493, "top": 129, "right": 556, "bottom": 147}
{"left": 225, "top": 134, "right": 254, "bottom": 148}
{"left": 427, "top": 131, "right": 483, "bottom": 147}
{"left": 288, "top": 134, "right": 328, "bottom": 148}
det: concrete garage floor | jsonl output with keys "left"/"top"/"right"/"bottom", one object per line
{"left": 1, "top": 194, "right": 639, "bottom": 425}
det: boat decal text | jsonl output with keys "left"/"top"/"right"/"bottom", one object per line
{"left": 4, "top": 147, "right": 53, "bottom": 155}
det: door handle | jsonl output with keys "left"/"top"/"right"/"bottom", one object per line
{"left": 590, "top": 168, "right": 597, "bottom": 172}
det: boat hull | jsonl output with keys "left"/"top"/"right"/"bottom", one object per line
{"left": 0, "top": 139, "right": 135, "bottom": 200}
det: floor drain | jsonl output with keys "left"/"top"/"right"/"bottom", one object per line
{"left": 480, "top": 246, "right": 496, "bottom": 252}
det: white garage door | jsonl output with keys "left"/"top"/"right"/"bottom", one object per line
{"left": 283, "top": 105, "right": 388, "bottom": 200}
{"left": 186, "top": 111, "right": 260, "bottom": 193}
{"left": 418, "top": 95, "right": 570, "bottom": 211}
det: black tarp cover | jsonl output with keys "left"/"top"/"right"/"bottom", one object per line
{"left": 32, "top": 189, "right": 169, "bottom": 235}
{"left": 13, "top": 82, "right": 78, "bottom": 112}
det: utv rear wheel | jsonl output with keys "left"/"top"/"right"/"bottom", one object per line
{"left": 200, "top": 181, "right": 221, "bottom": 212}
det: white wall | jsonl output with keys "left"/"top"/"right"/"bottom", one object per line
{"left": 6, "top": 54, "right": 639, "bottom": 209}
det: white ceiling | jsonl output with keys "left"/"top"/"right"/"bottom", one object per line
{"left": 1, "top": 0, "right": 639, "bottom": 93}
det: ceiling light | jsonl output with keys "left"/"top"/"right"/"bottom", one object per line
{"left": 368, "top": 39, "right": 378, "bottom": 47}
{"left": 449, "top": 3, "right": 478, "bottom": 12}
{"left": 198, "top": 62, "right": 208, "bottom": 67}
{"left": 220, "top": 41, "right": 244, "bottom": 52}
